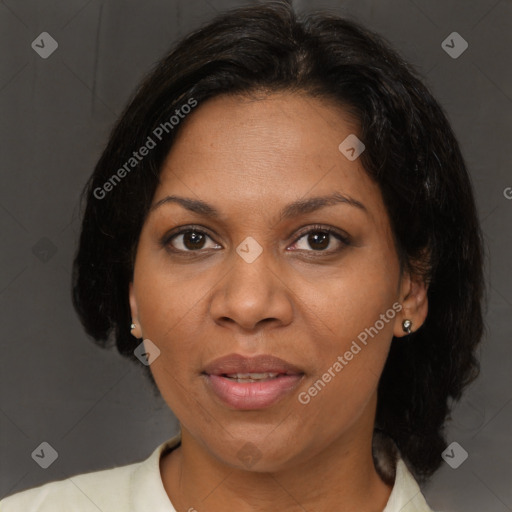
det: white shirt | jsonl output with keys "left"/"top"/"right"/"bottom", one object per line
{"left": 1, "top": 431, "right": 437, "bottom": 511}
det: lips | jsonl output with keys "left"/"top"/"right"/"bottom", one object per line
{"left": 203, "top": 353, "right": 304, "bottom": 376}
{"left": 202, "top": 353, "right": 305, "bottom": 410}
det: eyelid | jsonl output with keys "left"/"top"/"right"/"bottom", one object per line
{"left": 162, "top": 223, "right": 351, "bottom": 253}
{"left": 291, "top": 224, "right": 351, "bottom": 245}
{"left": 162, "top": 224, "right": 219, "bottom": 250}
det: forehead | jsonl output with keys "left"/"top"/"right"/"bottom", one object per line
{"left": 154, "top": 92, "right": 384, "bottom": 221}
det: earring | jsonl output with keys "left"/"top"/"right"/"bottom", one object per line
{"left": 130, "top": 323, "right": 136, "bottom": 330}
{"left": 402, "top": 319, "right": 412, "bottom": 334}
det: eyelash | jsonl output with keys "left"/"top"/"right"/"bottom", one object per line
{"left": 162, "top": 224, "right": 351, "bottom": 256}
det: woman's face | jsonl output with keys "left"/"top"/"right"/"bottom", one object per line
{"left": 129, "top": 92, "right": 422, "bottom": 471}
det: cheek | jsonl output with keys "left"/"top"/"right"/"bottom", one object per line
{"left": 295, "top": 297, "right": 394, "bottom": 443}
{"left": 299, "top": 248, "right": 399, "bottom": 350}
{"left": 294, "top": 248, "right": 398, "bottom": 406}
{"left": 134, "top": 243, "right": 213, "bottom": 341}
{"left": 133, "top": 262, "right": 208, "bottom": 418}
{"left": 131, "top": 252, "right": 210, "bottom": 397}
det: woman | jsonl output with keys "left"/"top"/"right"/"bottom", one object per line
{"left": 1, "top": 1, "right": 485, "bottom": 511}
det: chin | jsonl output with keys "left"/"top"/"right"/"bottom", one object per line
{"left": 209, "top": 432, "right": 305, "bottom": 473}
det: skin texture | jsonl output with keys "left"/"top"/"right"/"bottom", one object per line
{"left": 129, "top": 92, "right": 429, "bottom": 512}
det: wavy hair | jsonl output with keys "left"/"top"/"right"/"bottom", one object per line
{"left": 72, "top": 1, "right": 486, "bottom": 482}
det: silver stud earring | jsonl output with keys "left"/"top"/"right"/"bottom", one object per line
{"left": 402, "top": 319, "right": 412, "bottom": 334}
{"left": 130, "top": 323, "right": 136, "bottom": 330}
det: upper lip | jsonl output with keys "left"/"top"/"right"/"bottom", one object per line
{"left": 203, "top": 353, "right": 304, "bottom": 376}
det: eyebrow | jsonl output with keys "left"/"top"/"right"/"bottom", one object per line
{"left": 149, "top": 192, "right": 368, "bottom": 221}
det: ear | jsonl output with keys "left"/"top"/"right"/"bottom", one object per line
{"left": 393, "top": 270, "right": 429, "bottom": 338}
{"left": 129, "top": 281, "right": 142, "bottom": 339}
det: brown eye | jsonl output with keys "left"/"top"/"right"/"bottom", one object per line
{"left": 290, "top": 226, "right": 350, "bottom": 253}
{"left": 306, "top": 231, "right": 330, "bottom": 250}
{"left": 181, "top": 231, "right": 207, "bottom": 250}
{"left": 165, "top": 228, "right": 220, "bottom": 252}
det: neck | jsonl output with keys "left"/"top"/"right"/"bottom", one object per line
{"left": 160, "top": 402, "right": 393, "bottom": 512}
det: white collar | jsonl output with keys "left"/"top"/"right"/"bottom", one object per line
{"left": 129, "top": 431, "right": 434, "bottom": 512}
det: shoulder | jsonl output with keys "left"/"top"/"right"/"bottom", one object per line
{"left": 0, "top": 461, "right": 138, "bottom": 512}
{"left": 373, "top": 432, "right": 440, "bottom": 512}
{"left": 384, "top": 458, "right": 440, "bottom": 512}
{"left": 0, "top": 433, "right": 181, "bottom": 512}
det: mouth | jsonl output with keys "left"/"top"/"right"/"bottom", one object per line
{"left": 202, "top": 353, "right": 305, "bottom": 410}
{"left": 219, "top": 371, "right": 297, "bottom": 382}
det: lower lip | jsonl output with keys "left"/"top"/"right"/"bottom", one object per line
{"left": 204, "top": 373, "right": 304, "bottom": 410}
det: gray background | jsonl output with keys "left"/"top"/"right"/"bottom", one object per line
{"left": 1, "top": 0, "right": 511, "bottom": 510}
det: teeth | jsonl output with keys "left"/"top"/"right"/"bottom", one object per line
{"left": 225, "top": 372, "right": 280, "bottom": 381}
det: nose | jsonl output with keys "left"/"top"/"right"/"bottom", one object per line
{"left": 209, "top": 243, "right": 294, "bottom": 332}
